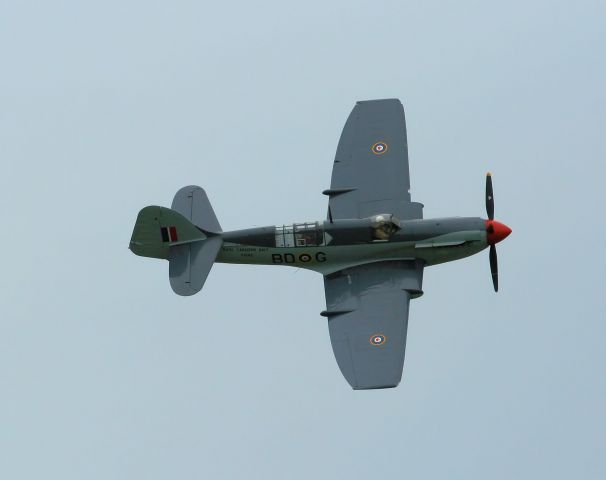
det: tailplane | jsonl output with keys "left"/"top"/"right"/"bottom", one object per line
{"left": 172, "top": 185, "right": 221, "bottom": 234}
{"left": 129, "top": 186, "right": 222, "bottom": 296}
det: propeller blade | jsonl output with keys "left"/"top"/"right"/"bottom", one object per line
{"left": 486, "top": 172, "right": 494, "bottom": 220}
{"left": 489, "top": 244, "right": 498, "bottom": 292}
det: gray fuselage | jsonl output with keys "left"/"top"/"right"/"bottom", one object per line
{"left": 216, "top": 216, "right": 488, "bottom": 275}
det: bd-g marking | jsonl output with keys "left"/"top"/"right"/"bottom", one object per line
{"left": 271, "top": 252, "right": 327, "bottom": 264}
{"left": 130, "top": 98, "right": 512, "bottom": 390}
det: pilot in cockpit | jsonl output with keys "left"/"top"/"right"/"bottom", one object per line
{"left": 371, "top": 214, "right": 401, "bottom": 240}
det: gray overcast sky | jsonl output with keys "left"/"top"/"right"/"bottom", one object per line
{"left": 2, "top": 1, "right": 605, "bottom": 478}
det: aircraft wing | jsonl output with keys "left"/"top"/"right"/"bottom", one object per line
{"left": 323, "top": 260, "right": 424, "bottom": 389}
{"left": 326, "top": 99, "right": 423, "bottom": 220}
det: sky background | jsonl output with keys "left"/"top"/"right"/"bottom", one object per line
{"left": 2, "top": 1, "right": 605, "bottom": 478}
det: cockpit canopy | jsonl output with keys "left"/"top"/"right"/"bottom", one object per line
{"left": 370, "top": 213, "right": 401, "bottom": 240}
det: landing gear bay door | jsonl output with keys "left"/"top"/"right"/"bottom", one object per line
{"left": 326, "top": 99, "right": 423, "bottom": 220}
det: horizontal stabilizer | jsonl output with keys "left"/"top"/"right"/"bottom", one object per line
{"left": 169, "top": 236, "right": 223, "bottom": 296}
{"left": 172, "top": 186, "right": 222, "bottom": 233}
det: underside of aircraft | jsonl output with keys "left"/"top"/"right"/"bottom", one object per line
{"left": 130, "top": 99, "right": 511, "bottom": 389}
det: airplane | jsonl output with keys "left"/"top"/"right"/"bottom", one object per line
{"left": 129, "top": 99, "right": 512, "bottom": 390}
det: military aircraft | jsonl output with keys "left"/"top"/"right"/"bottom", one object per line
{"left": 130, "top": 99, "right": 511, "bottom": 390}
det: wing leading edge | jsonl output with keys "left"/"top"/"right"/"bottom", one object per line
{"left": 323, "top": 260, "right": 424, "bottom": 389}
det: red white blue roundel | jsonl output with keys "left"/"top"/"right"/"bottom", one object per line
{"left": 369, "top": 333, "right": 387, "bottom": 346}
{"left": 371, "top": 141, "right": 388, "bottom": 155}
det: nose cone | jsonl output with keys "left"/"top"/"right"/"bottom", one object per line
{"left": 486, "top": 220, "right": 512, "bottom": 245}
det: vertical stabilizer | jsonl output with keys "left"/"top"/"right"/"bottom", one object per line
{"left": 129, "top": 206, "right": 205, "bottom": 259}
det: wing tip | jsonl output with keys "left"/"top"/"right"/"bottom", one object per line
{"left": 356, "top": 98, "right": 401, "bottom": 104}
{"left": 352, "top": 383, "right": 400, "bottom": 391}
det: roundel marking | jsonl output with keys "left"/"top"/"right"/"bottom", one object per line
{"left": 371, "top": 141, "right": 389, "bottom": 155}
{"left": 369, "top": 333, "right": 387, "bottom": 346}
{"left": 299, "top": 253, "right": 312, "bottom": 263}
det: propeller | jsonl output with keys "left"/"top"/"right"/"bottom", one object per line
{"left": 485, "top": 172, "right": 511, "bottom": 292}
{"left": 489, "top": 244, "right": 498, "bottom": 292}
{"left": 485, "top": 172, "right": 494, "bottom": 221}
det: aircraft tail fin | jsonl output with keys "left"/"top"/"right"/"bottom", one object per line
{"left": 129, "top": 187, "right": 223, "bottom": 296}
{"left": 129, "top": 205, "right": 206, "bottom": 260}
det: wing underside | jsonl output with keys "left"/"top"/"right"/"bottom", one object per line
{"left": 324, "top": 260, "right": 424, "bottom": 389}
{"left": 327, "top": 99, "right": 423, "bottom": 221}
